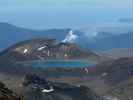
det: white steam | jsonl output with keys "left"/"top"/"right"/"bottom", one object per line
{"left": 62, "top": 30, "right": 78, "bottom": 43}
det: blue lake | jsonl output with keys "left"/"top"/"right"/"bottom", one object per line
{"left": 19, "top": 60, "right": 95, "bottom": 68}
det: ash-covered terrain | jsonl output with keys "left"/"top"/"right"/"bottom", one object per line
{"left": 0, "top": 38, "right": 106, "bottom": 100}
{"left": 0, "top": 36, "right": 133, "bottom": 100}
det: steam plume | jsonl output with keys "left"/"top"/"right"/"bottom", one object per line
{"left": 62, "top": 30, "right": 78, "bottom": 43}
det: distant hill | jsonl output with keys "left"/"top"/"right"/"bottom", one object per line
{"left": 85, "top": 32, "right": 133, "bottom": 51}
{"left": 1, "top": 22, "right": 133, "bottom": 51}
{"left": 0, "top": 22, "right": 70, "bottom": 51}
{"left": 101, "top": 48, "right": 133, "bottom": 58}
{"left": 118, "top": 18, "right": 133, "bottom": 23}
{"left": 77, "top": 23, "right": 133, "bottom": 51}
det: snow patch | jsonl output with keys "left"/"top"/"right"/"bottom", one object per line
{"left": 84, "top": 68, "right": 89, "bottom": 74}
{"left": 42, "top": 87, "right": 54, "bottom": 93}
{"left": 38, "top": 46, "right": 47, "bottom": 51}
{"left": 101, "top": 73, "right": 108, "bottom": 77}
{"left": 23, "top": 49, "right": 28, "bottom": 54}
{"left": 103, "top": 96, "right": 118, "bottom": 100}
{"left": 64, "top": 53, "right": 68, "bottom": 57}
{"left": 47, "top": 50, "right": 50, "bottom": 56}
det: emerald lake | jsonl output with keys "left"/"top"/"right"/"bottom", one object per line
{"left": 17, "top": 60, "right": 95, "bottom": 68}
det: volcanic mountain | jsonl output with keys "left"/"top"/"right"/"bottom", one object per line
{"left": 0, "top": 38, "right": 103, "bottom": 62}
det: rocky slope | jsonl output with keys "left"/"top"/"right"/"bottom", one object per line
{"left": 94, "top": 57, "right": 133, "bottom": 84}
{"left": 0, "top": 74, "right": 104, "bottom": 100}
{"left": 92, "top": 57, "right": 133, "bottom": 100}
{"left": 104, "top": 77, "right": 133, "bottom": 100}
{"left": 21, "top": 74, "right": 103, "bottom": 100}
{"left": 0, "top": 81, "right": 22, "bottom": 100}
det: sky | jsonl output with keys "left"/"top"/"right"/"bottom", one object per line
{"left": 0, "top": 0, "right": 133, "bottom": 29}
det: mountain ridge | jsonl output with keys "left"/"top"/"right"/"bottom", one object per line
{"left": 1, "top": 22, "right": 133, "bottom": 51}
{"left": 0, "top": 22, "right": 71, "bottom": 51}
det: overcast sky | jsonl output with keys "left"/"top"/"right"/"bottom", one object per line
{"left": 0, "top": 0, "right": 133, "bottom": 29}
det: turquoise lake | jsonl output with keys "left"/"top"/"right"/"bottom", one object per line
{"left": 19, "top": 60, "right": 95, "bottom": 68}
